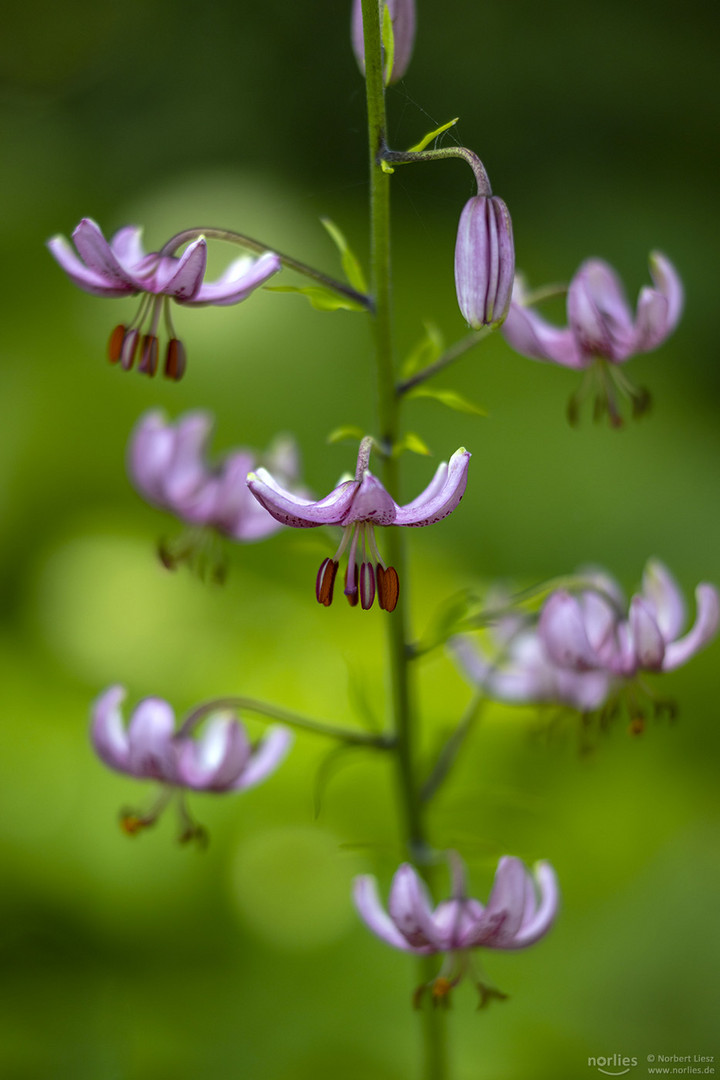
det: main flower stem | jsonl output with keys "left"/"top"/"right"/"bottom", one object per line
{"left": 361, "top": 3, "right": 448, "bottom": 1078}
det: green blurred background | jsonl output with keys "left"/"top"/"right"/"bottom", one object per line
{"left": 1, "top": 0, "right": 719, "bottom": 1077}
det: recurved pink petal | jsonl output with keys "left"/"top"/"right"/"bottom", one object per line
{"left": 109, "top": 225, "right": 147, "bottom": 272}
{"left": 509, "top": 861, "right": 559, "bottom": 948}
{"left": 176, "top": 715, "right": 252, "bottom": 791}
{"left": 247, "top": 468, "right": 357, "bottom": 527}
{"left": 189, "top": 251, "right": 281, "bottom": 306}
{"left": 47, "top": 235, "right": 137, "bottom": 298}
{"left": 461, "top": 856, "right": 529, "bottom": 948}
{"left": 641, "top": 559, "right": 686, "bottom": 642}
{"left": 539, "top": 592, "right": 600, "bottom": 671}
{"left": 231, "top": 726, "right": 292, "bottom": 790}
{"left": 661, "top": 584, "right": 720, "bottom": 672}
{"left": 387, "top": 864, "right": 440, "bottom": 948}
{"left": 127, "top": 698, "right": 177, "bottom": 780}
{"left": 394, "top": 449, "right": 471, "bottom": 526}
{"left": 71, "top": 218, "right": 137, "bottom": 285}
{"left": 501, "top": 302, "right": 583, "bottom": 369}
{"left": 629, "top": 597, "right": 665, "bottom": 670}
{"left": 90, "top": 685, "right": 131, "bottom": 771}
{"left": 342, "top": 472, "right": 398, "bottom": 525}
{"left": 154, "top": 238, "right": 207, "bottom": 300}
{"left": 353, "top": 875, "right": 428, "bottom": 952}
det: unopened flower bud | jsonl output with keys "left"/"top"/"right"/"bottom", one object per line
{"left": 352, "top": 0, "right": 416, "bottom": 84}
{"left": 454, "top": 196, "right": 515, "bottom": 330}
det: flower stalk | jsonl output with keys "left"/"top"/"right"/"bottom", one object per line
{"left": 159, "top": 226, "right": 373, "bottom": 312}
{"left": 361, "top": 2, "right": 448, "bottom": 1076}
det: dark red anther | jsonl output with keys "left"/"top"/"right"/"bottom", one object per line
{"left": 376, "top": 565, "right": 399, "bottom": 612}
{"left": 344, "top": 563, "right": 359, "bottom": 607}
{"left": 164, "top": 338, "right": 187, "bottom": 381}
{"left": 120, "top": 328, "right": 140, "bottom": 371}
{"left": 108, "top": 324, "right": 126, "bottom": 364}
{"left": 138, "top": 334, "right": 159, "bottom": 376}
{"left": 316, "top": 558, "right": 338, "bottom": 606}
{"left": 359, "top": 562, "right": 376, "bottom": 610}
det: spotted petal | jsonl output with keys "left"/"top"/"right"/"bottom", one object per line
{"left": 247, "top": 467, "right": 358, "bottom": 527}
{"left": 394, "top": 448, "right": 471, "bottom": 526}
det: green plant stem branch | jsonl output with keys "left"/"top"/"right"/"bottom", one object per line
{"left": 421, "top": 693, "right": 485, "bottom": 804}
{"left": 382, "top": 146, "right": 492, "bottom": 196}
{"left": 397, "top": 327, "right": 493, "bottom": 395}
{"left": 361, "top": 3, "right": 448, "bottom": 1078}
{"left": 160, "top": 227, "right": 373, "bottom": 311}
{"left": 179, "top": 696, "right": 393, "bottom": 748}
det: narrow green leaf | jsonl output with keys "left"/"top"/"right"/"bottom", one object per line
{"left": 320, "top": 217, "right": 368, "bottom": 294}
{"left": 407, "top": 386, "right": 487, "bottom": 416}
{"left": 393, "top": 432, "right": 432, "bottom": 457}
{"left": 381, "top": 160, "right": 395, "bottom": 174}
{"left": 381, "top": 3, "right": 395, "bottom": 86}
{"left": 408, "top": 117, "right": 459, "bottom": 154}
{"left": 266, "top": 285, "right": 366, "bottom": 313}
{"left": 327, "top": 425, "right": 365, "bottom": 445}
{"left": 401, "top": 321, "right": 445, "bottom": 378}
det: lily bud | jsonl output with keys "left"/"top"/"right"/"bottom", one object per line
{"left": 351, "top": 0, "right": 416, "bottom": 84}
{"left": 454, "top": 195, "right": 515, "bottom": 329}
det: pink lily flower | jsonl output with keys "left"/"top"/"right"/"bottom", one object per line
{"left": 47, "top": 217, "right": 280, "bottom": 379}
{"left": 539, "top": 559, "right": 719, "bottom": 680}
{"left": 502, "top": 253, "right": 683, "bottom": 424}
{"left": 354, "top": 852, "right": 558, "bottom": 1004}
{"left": 91, "top": 685, "right": 291, "bottom": 842}
{"left": 247, "top": 437, "right": 471, "bottom": 612}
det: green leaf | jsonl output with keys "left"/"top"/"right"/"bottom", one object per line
{"left": 266, "top": 285, "right": 366, "bottom": 313}
{"left": 393, "top": 432, "right": 432, "bottom": 457}
{"left": 320, "top": 218, "right": 368, "bottom": 294}
{"left": 380, "top": 160, "right": 395, "bottom": 174}
{"left": 381, "top": 2, "right": 395, "bottom": 86}
{"left": 326, "top": 425, "right": 365, "bottom": 445}
{"left": 407, "top": 386, "right": 487, "bottom": 416}
{"left": 408, "top": 117, "right": 459, "bottom": 153}
{"left": 401, "top": 321, "right": 445, "bottom": 378}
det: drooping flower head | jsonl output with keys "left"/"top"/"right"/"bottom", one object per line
{"left": 501, "top": 253, "right": 683, "bottom": 424}
{"left": 91, "top": 685, "right": 292, "bottom": 843}
{"left": 354, "top": 852, "right": 558, "bottom": 1005}
{"left": 247, "top": 437, "right": 471, "bottom": 612}
{"left": 128, "top": 409, "right": 305, "bottom": 577}
{"left": 455, "top": 195, "right": 515, "bottom": 330}
{"left": 539, "top": 559, "right": 719, "bottom": 683}
{"left": 352, "top": 0, "right": 416, "bottom": 84}
{"left": 47, "top": 218, "right": 281, "bottom": 380}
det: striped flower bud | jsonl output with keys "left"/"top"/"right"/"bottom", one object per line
{"left": 454, "top": 195, "right": 515, "bottom": 330}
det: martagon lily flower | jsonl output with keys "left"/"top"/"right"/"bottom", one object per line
{"left": 539, "top": 559, "right": 719, "bottom": 682}
{"left": 128, "top": 410, "right": 305, "bottom": 575}
{"left": 47, "top": 218, "right": 281, "bottom": 380}
{"left": 354, "top": 852, "right": 558, "bottom": 1005}
{"left": 91, "top": 685, "right": 292, "bottom": 843}
{"left": 247, "top": 437, "right": 471, "bottom": 612}
{"left": 502, "top": 252, "right": 683, "bottom": 424}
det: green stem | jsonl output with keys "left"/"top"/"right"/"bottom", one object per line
{"left": 160, "top": 227, "right": 372, "bottom": 311}
{"left": 179, "top": 696, "right": 392, "bottom": 748}
{"left": 397, "top": 328, "right": 493, "bottom": 395}
{"left": 361, "top": 3, "right": 448, "bottom": 1079}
